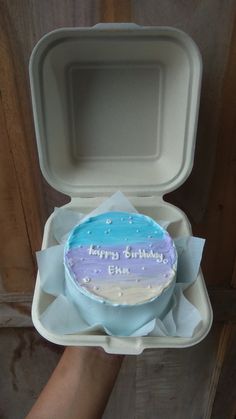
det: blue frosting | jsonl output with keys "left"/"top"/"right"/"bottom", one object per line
{"left": 68, "top": 211, "right": 164, "bottom": 248}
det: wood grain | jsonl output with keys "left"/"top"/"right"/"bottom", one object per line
{"left": 0, "top": 3, "right": 44, "bottom": 292}
{"left": 100, "top": 0, "right": 131, "bottom": 22}
{"left": 103, "top": 323, "right": 223, "bottom": 419}
{"left": 0, "top": 53, "right": 35, "bottom": 292}
{"left": 208, "top": 288, "right": 236, "bottom": 322}
{"left": 0, "top": 328, "right": 62, "bottom": 418}
{"left": 204, "top": 323, "right": 234, "bottom": 419}
{"left": 0, "top": 293, "right": 32, "bottom": 327}
{"left": 103, "top": 354, "right": 136, "bottom": 419}
{"left": 210, "top": 324, "right": 236, "bottom": 419}
{"left": 232, "top": 257, "right": 236, "bottom": 288}
{"left": 0, "top": 5, "right": 45, "bottom": 251}
{"left": 199, "top": 11, "right": 236, "bottom": 287}
{"left": 0, "top": 323, "right": 233, "bottom": 419}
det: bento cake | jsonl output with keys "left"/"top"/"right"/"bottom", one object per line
{"left": 64, "top": 211, "right": 177, "bottom": 335}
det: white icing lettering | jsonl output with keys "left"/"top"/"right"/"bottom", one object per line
{"left": 88, "top": 245, "right": 165, "bottom": 263}
{"left": 88, "top": 245, "right": 119, "bottom": 260}
{"left": 108, "top": 265, "right": 130, "bottom": 275}
{"left": 123, "top": 246, "right": 131, "bottom": 258}
{"left": 123, "top": 246, "right": 163, "bottom": 261}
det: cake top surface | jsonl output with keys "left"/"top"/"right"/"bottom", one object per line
{"left": 64, "top": 211, "right": 177, "bottom": 305}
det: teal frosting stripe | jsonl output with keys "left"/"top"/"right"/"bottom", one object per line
{"left": 68, "top": 211, "right": 165, "bottom": 248}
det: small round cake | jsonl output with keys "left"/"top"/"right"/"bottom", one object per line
{"left": 64, "top": 211, "right": 177, "bottom": 335}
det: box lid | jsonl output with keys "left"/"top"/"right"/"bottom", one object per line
{"left": 29, "top": 23, "right": 202, "bottom": 197}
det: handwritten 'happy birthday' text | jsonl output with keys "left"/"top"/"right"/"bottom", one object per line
{"left": 88, "top": 245, "right": 119, "bottom": 260}
{"left": 88, "top": 245, "right": 164, "bottom": 262}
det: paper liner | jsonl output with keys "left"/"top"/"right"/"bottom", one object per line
{"left": 36, "top": 192, "right": 205, "bottom": 337}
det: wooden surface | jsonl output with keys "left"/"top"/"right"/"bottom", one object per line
{"left": 210, "top": 324, "right": 236, "bottom": 419}
{"left": 0, "top": 324, "right": 235, "bottom": 419}
{"left": 106, "top": 325, "right": 222, "bottom": 419}
{"left": 0, "top": 1, "right": 236, "bottom": 418}
{"left": 0, "top": 328, "right": 62, "bottom": 418}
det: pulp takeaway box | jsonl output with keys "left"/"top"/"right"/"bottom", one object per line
{"left": 29, "top": 23, "right": 212, "bottom": 354}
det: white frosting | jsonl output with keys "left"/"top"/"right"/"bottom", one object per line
{"left": 83, "top": 275, "right": 174, "bottom": 304}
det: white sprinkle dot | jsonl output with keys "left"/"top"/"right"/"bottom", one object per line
{"left": 106, "top": 219, "right": 112, "bottom": 224}
{"left": 87, "top": 231, "right": 91, "bottom": 235}
{"left": 156, "top": 259, "right": 161, "bottom": 263}
{"left": 93, "top": 286, "right": 99, "bottom": 291}
{"left": 147, "top": 285, "right": 152, "bottom": 289}
{"left": 82, "top": 277, "right": 90, "bottom": 283}
{"left": 118, "top": 292, "right": 123, "bottom": 297}
{"left": 128, "top": 216, "right": 133, "bottom": 220}
{"left": 129, "top": 220, "right": 133, "bottom": 224}
{"left": 136, "top": 229, "right": 139, "bottom": 233}
{"left": 148, "top": 235, "right": 152, "bottom": 238}
{"left": 124, "top": 238, "right": 128, "bottom": 241}
{"left": 141, "top": 266, "right": 145, "bottom": 270}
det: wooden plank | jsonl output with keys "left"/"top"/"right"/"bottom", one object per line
{"left": 0, "top": 293, "right": 33, "bottom": 304}
{"left": 200, "top": 12, "right": 236, "bottom": 288}
{"left": 0, "top": 325, "right": 223, "bottom": 419}
{"left": 0, "top": 328, "right": 62, "bottom": 418}
{"left": 210, "top": 323, "right": 236, "bottom": 419}
{"left": 100, "top": 0, "right": 131, "bottom": 22}
{"left": 0, "top": 62, "right": 35, "bottom": 293}
{"left": 208, "top": 288, "right": 236, "bottom": 322}
{"left": 135, "top": 324, "right": 223, "bottom": 419}
{"left": 204, "top": 323, "right": 233, "bottom": 418}
{"left": 103, "top": 324, "right": 223, "bottom": 419}
{"left": 231, "top": 255, "right": 236, "bottom": 288}
{"left": 0, "top": 5, "right": 45, "bottom": 256}
{"left": 0, "top": 302, "right": 33, "bottom": 328}
{"left": 0, "top": 293, "right": 33, "bottom": 328}
{"left": 103, "top": 355, "right": 136, "bottom": 419}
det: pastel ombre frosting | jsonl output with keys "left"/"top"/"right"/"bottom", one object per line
{"left": 64, "top": 212, "right": 177, "bottom": 335}
{"left": 64, "top": 212, "right": 177, "bottom": 336}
